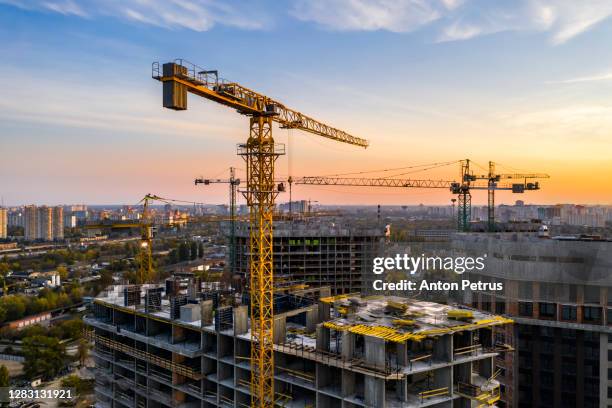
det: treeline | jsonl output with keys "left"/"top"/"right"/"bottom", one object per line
{"left": 0, "top": 284, "right": 83, "bottom": 323}
{"left": 167, "top": 240, "right": 204, "bottom": 264}
{"left": 0, "top": 247, "right": 99, "bottom": 273}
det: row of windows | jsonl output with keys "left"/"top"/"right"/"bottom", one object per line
{"left": 517, "top": 302, "right": 607, "bottom": 323}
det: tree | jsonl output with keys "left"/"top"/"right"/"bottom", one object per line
{"left": 189, "top": 241, "right": 197, "bottom": 261}
{"left": 0, "top": 295, "right": 26, "bottom": 322}
{"left": 0, "top": 365, "right": 9, "bottom": 387}
{"left": 56, "top": 266, "right": 68, "bottom": 280}
{"left": 76, "top": 338, "right": 90, "bottom": 367}
{"left": 198, "top": 242, "right": 204, "bottom": 259}
{"left": 62, "top": 375, "right": 93, "bottom": 395}
{"left": 178, "top": 242, "right": 189, "bottom": 262}
{"left": 22, "top": 335, "right": 66, "bottom": 380}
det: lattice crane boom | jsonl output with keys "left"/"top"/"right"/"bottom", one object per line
{"left": 153, "top": 59, "right": 368, "bottom": 408}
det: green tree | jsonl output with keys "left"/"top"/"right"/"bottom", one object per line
{"left": 22, "top": 335, "right": 66, "bottom": 380}
{"left": 197, "top": 242, "right": 204, "bottom": 259}
{"left": 0, "top": 365, "right": 9, "bottom": 387}
{"left": 56, "top": 266, "right": 69, "bottom": 280}
{"left": 76, "top": 338, "right": 90, "bottom": 367}
{"left": 178, "top": 242, "right": 189, "bottom": 262}
{"left": 0, "top": 295, "right": 26, "bottom": 321}
{"left": 189, "top": 241, "right": 197, "bottom": 261}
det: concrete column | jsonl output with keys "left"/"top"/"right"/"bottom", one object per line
{"left": 273, "top": 315, "right": 286, "bottom": 344}
{"left": 306, "top": 305, "right": 319, "bottom": 332}
{"left": 364, "top": 376, "right": 385, "bottom": 408}
{"left": 200, "top": 300, "right": 213, "bottom": 326}
{"left": 433, "top": 334, "right": 451, "bottom": 362}
{"left": 316, "top": 325, "right": 330, "bottom": 352}
{"left": 233, "top": 306, "right": 248, "bottom": 336}
{"left": 318, "top": 302, "right": 331, "bottom": 322}
{"left": 341, "top": 332, "right": 354, "bottom": 359}
{"left": 364, "top": 337, "right": 385, "bottom": 369}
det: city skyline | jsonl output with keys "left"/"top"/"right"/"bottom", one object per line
{"left": 1, "top": 1, "right": 612, "bottom": 205}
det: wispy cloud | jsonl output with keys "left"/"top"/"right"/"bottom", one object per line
{"left": 0, "top": 0, "right": 270, "bottom": 31}
{"left": 290, "top": 0, "right": 449, "bottom": 33}
{"left": 549, "top": 71, "right": 612, "bottom": 84}
{"left": 291, "top": 0, "right": 612, "bottom": 44}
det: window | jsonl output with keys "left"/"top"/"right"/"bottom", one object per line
{"left": 496, "top": 300, "right": 506, "bottom": 314}
{"left": 539, "top": 302, "right": 556, "bottom": 318}
{"left": 561, "top": 305, "right": 577, "bottom": 321}
{"left": 584, "top": 306, "right": 602, "bottom": 323}
{"left": 519, "top": 302, "right": 533, "bottom": 317}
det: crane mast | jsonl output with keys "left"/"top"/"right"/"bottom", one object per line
{"left": 298, "top": 158, "right": 548, "bottom": 233}
{"left": 466, "top": 161, "right": 550, "bottom": 232}
{"left": 153, "top": 59, "right": 368, "bottom": 408}
{"left": 195, "top": 167, "right": 240, "bottom": 274}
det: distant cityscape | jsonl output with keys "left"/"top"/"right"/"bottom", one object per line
{"left": 2, "top": 200, "right": 611, "bottom": 243}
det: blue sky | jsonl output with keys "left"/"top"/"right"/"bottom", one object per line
{"left": 1, "top": 0, "right": 611, "bottom": 206}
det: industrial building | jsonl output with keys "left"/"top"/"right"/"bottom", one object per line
{"left": 452, "top": 232, "right": 612, "bottom": 408}
{"left": 86, "top": 278, "right": 512, "bottom": 408}
{"left": 233, "top": 220, "right": 384, "bottom": 295}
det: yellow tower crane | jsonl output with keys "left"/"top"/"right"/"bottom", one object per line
{"left": 152, "top": 59, "right": 368, "bottom": 408}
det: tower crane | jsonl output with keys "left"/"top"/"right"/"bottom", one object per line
{"left": 195, "top": 167, "right": 241, "bottom": 274}
{"left": 153, "top": 59, "right": 368, "bottom": 408}
{"left": 297, "top": 159, "right": 548, "bottom": 232}
{"left": 463, "top": 161, "right": 549, "bottom": 232}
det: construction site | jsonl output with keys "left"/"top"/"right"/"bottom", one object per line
{"left": 80, "top": 59, "right": 555, "bottom": 408}
{"left": 86, "top": 276, "right": 512, "bottom": 408}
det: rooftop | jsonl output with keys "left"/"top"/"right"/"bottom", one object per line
{"left": 321, "top": 295, "right": 511, "bottom": 342}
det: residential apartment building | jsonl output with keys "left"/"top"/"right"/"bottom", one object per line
{"left": 0, "top": 208, "right": 7, "bottom": 239}
{"left": 453, "top": 232, "right": 612, "bottom": 408}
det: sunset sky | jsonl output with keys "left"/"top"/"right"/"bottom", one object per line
{"left": 1, "top": 0, "right": 611, "bottom": 206}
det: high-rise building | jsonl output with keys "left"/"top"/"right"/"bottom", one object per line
{"left": 64, "top": 213, "right": 77, "bottom": 228}
{"left": 37, "top": 206, "right": 53, "bottom": 241}
{"left": 86, "top": 282, "right": 512, "bottom": 408}
{"left": 53, "top": 206, "right": 64, "bottom": 240}
{"left": 7, "top": 210, "right": 25, "bottom": 228}
{"left": 24, "top": 205, "right": 38, "bottom": 240}
{"left": 233, "top": 219, "right": 383, "bottom": 294}
{"left": 0, "top": 208, "right": 7, "bottom": 239}
{"left": 454, "top": 232, "right": 612, "bottom": 408}
{"left": 24, "top": 205, "right": 63, "bottom": 241}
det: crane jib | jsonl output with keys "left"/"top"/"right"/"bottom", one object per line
{"left": 155, "top": 62, "right": 368, "bottom": 148}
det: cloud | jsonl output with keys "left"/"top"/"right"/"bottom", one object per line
{"left": 549, "top": 71, "right": 612, "bottom": 84}
{"left": 290, "top": 0, "right": 447, "bottom": 33}
{"left": 0, "top": 0, "right": 269, "bottom": 31}
{"left": 291, "top": 0, "right": 612, "bottom": 44}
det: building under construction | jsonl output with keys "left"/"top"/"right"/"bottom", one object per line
{"left": 86, "top": 278, "right": 512, "bottom": 408}
{"left": 232, "top": 219, "right": 384, "bottom": 295}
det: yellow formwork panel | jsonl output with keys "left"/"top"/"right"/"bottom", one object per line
{"left": 322, "top": 315, "right": 513, "bottom": 343}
